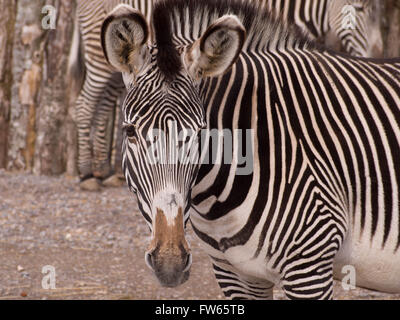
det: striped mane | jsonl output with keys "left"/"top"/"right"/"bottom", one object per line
{"left": 152, "top": 0, "right": 318, "bottom": 80}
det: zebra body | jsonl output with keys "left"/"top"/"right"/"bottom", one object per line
{"left": 70, "top": 0, "right": 381, "bottom": 190}
{"left": 101, "top": 0, "right": 400, "bottom": 299}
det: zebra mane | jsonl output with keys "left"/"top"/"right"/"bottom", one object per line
{"left": 152, "top": 0, "right": 317, "bottom": 80}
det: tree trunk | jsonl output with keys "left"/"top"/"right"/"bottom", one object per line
{"left": 7, "top": 0, "right": 46, "bottom": 172}
{"left": 34, "top": 0, "right": 75, "bottom": 175}
{"left": 0, "top": 0, "right": 17, "bottom": 169}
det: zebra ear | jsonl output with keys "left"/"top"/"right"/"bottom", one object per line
{"left": 185, "top": 15, "right": 246, "bottom": 79}
{"left": 101, "top": 4, "right": 149, "bottom": 74}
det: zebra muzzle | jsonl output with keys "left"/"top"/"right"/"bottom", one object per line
{"left": 145, "top": 206, "right": 191, "bottom": 287}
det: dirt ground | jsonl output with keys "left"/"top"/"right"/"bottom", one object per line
{"left": 0, "top": 169, "right": 399, "bottom": 300}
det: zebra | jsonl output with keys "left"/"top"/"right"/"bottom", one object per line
{"left": 253, "top": 0, "right": 383, "bottom": 58}
{"left": 101, "top": 0, "right": 400, "bottom": 299}
{"left": 69, "top": 0, "right": 382, "bottom": 191}
{"left": 68, "top": 0, "right": 154, "bottom": 191}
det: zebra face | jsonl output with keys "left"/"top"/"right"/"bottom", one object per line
{"left": 119, "top": 74, "right": 204, "bottom": 288}
{"left": 328, "top": 0, "right": 383, "bottom": 57}
{"left": 101, "top": 4, "right": 245, "bottom": 287}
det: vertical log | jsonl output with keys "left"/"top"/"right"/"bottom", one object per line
{"left": 0, "top": 0, "right": 17, "bottom": 169}
{"left": 34, "top": 0, "right": 75, "bottom": 175}
{"left": 7, "top": 0, "right": 46, "bottom": 171}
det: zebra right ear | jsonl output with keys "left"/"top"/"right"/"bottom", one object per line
{"left": 184, "top": 15, "right": 246, "bottom": 79}
{"left": 101, "top": 4, "right": 149, "bottom": 74}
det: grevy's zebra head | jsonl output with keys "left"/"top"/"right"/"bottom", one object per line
{"left": 101, "top": 4, "right": 245, "bottom": 287}
{"left": 327, "top": 0, "right": 383, "bottom": 57}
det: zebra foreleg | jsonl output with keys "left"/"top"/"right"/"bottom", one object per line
{"left": 92, "top": 77, "right": 125, "bottom": 182}
{"left": 281, "top": 257, "right": 335, "bottom": 300}
{"left": 279, "top": 216, "right": 340, "bottom": 300}
{"left": 211, "top": 262, "right": 274, "bottom": 300}
{"left": 75, "top": 73, "right": 118, "bottom": 191}
{"left": 75, "top": 92, "right": 101, "bottom": 191}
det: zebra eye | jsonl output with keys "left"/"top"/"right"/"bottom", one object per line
{"left": 126, "top": 126, "right": 136, "bottom": 138}
{"left": 125, "top": 125, "right": 138, "bottom": 144}
{"left": 196, "top": 68, "right": 204, "bottom": 79}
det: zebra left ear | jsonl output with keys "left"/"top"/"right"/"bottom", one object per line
{"left": 185, "top": 15, "right": 246, "bottom": 79}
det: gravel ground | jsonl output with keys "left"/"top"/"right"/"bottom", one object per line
{"left": 0, "top": 169, "right": 399, "bottom": 300}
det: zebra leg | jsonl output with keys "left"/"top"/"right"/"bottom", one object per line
{"left": 211, "top": 260, "right": 274, "bottom": 300}
{"left": 279, "top": 204, "right": 344, "bottom": 299}
{"left": 279, "top": 216, "right": 339, "bottom": 299}
{"left": 102, "top": 92, "right": 126, "bottom": 188}
{"left": 279, "top": 222, "right": 342, "bottom": 301}
{"left": 75, "top": 92, "right": 99, "bottom": 191}
{"left": 75, "top": 72, "right": 116, "bottom": 191}
{"left": 281, "top": 261, "right": 334, "bottom": 300}
{"left": 92, "top": 74, "right": 125, "bottom": 182}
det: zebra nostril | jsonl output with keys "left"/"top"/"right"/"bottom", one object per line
{"left": 145, "top": 251, "right": 155, "bottom": 270}
{"left": 183, "top": 253, "right": 192, "bottom": 272}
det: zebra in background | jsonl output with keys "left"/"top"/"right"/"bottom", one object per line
{"left": 325, "top": 0, "right": 382, "bottom": 57}
{"left": 69, "top": 0, "right": 382, "bottom": 191}
{"left": 68, "top": 0, "right": 154, "bottom": 191}
{"left": 253, "top": 0, "right": 383, "bottom": 57}
{"left": 101, "top": 0, "right": 400, "bottom": 299}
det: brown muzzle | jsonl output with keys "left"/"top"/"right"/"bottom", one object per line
{"left": 145, "top": 207, "right": 191, "bottom": 287}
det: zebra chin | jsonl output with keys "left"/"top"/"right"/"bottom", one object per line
{"left": 149, "top": 263, "right": 191, "bottom": 288}
{"left": 145, "top": 200, "right": 192, "bottom": 288}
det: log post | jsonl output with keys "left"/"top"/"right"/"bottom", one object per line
{"left": 0, "top": 0, "right": 17, "bottom": 169}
